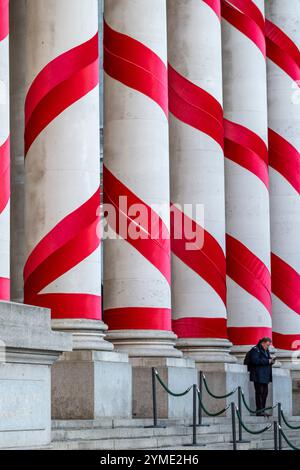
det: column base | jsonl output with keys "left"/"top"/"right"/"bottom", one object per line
{"left": 107, "top": 329, "right": 182, "bottom": 358}
{"left": 0, "top": 302, "right": 71, "bottom": 449}
{"left": 195, "top": 362, "right": 249, "bottom": 416}
{"left": 272, "top": 351, "right": 300, "bottom": 416}
{"left": 176, "top": 338, "right": 236, "bottom": 364}
{"left": 51, "top": 350, "right": 132, "bottom": 420}
{"left": 52, "top": 319, "right": 114, "bottom": 351}
{"left": 129, "top": 356, "right": 197, "bottom": 420}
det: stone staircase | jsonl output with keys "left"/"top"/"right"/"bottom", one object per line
{"left": 51, "top": 416, "right": 300, "bottom": 450}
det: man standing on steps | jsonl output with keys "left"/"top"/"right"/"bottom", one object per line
{"left": 248, "top": 338, "right": 276, "bottom": 417}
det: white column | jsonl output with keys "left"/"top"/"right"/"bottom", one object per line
{"left": 24, "top": 0, "right": 111, "bottom": 350}
{"left": 168, "top": 0, "right": 234, "bottom": 362}
{"left": 266, "top": 0, "right": 300, "bottom": 357}
{"left": 221, "top": 0, "right": 272, "bottom": 352}
{"left": 0, "top": 0, "right": 10, "bottom": 301}
{"left": 103, "top": 0, "right": 180, "bottom": 357}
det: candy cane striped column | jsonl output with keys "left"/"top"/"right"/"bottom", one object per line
{"left": 168, "top": 0, "right": 234, "bottom": 363}
{"left": 221, "top": 0, "right": 272, "bottom": 352}
{"left": 103, "top": 0, "right": 180, "bottom": 357}
{"left": 24, "top": 0, "right": 112, "bottom": 350}
{"left": 0, "top": 0, "right": 10, "bottom": 301}
{"left": 266, "top": 0, "right": 300, "bottom": 357}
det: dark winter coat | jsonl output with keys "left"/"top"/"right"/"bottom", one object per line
{"left": 249, "top": 344, "right": 272, "bottom": 384}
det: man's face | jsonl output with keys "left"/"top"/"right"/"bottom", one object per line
{"left": 262, "top": 341, "right": 271, "bottom": 350}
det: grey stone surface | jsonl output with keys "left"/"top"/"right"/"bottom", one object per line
{"left": 52, "top": 350, "right": 132, "bottom": 420}
{"left": 291, "top": 370, "right": 300, "bottom": 416}
{"left": 0, "top": 302, "right": 71, "bottom": 449}
{"left": 196, "top": 362, "right": 250, "bottom": 416}
{"left": 130, "top": 357, "right": 197, "bottom": 419}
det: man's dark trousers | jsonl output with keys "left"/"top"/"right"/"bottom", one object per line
{"left": 254, "top": 382, "right": 268, "bottom": 412}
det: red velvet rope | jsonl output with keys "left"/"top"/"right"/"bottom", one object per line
{"left": 226, "top": 234, "right": 272, "bottom": 315}
{"left": 0, "top": 0, "right": 9, "bottom": 41}
{"left": 103, "top": 20, "right": 168, "bottom": 117}
{"left": 221, "top": 0, "right": 266, "bottom": 56}
{"left": 170, "top": 204, "right": 226, "bottom": 306}
{"left": 266, "top": 19, "right": 300, "bottom": 83}
{"left": 173, "top": 317, "right": 228, "bottom": 339}
{"left": 24, "top": 34, "right": 101, "bottom": 319}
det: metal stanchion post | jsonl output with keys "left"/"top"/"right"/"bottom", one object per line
{"left": 237, "top": 386, "right": 249, "bottom": 443}
{"left": 198, "top": 371, "right": 210, "bottom": 427}
{"left": 145, "top": 368, "right": 165, "bottom": 429}
{"left": 278, "top": 403, "right": 282, "bottom": 450}
{"left": 274, "top": 421, "right": 278, "bottom": 450}
{"left": 231, "top": 402, "right": 237, "bottom": 451}
{"left": 185, "top": 384, "right": 205, "bottom": 447}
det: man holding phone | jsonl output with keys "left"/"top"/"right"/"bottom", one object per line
{"left": 247, "top": 337, "right": 276, "bottom": 417}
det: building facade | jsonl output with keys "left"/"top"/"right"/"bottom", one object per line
{"left": 0, "top": 0, "right": 299, "bottom": 449}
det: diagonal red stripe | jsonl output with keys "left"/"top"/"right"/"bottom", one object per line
{"left": 0, "top": 137, "right": 10, "bottom": 213}
{"left": 173, "top": 317, "right": 228, "bottom": 339}
{"left": 0, "top": 277, "right": 10, "bottom": 301}
{"left": 202, "top": 0, "right": 221, "bottom": 18}
{"left": 103, "top": 166, "right": 171, "bottom": 285}
{"left": 226, "top": 234, "right": 272, "bottom": 315}
{"left": 228, "top": 326, "right": 272, "bottom": 345}
{"left": 224, "top": 118, "right": 269, "bottom": 188}
{"left": 271, "top": 253, "right": 300, "bottom": 316}
{"left": 103, "top": 20, "right": 168, "bottom": 117}
{"left": 221, "top": 0, "right": 266, "bottom": 56}
{"left": 168, "top": 65, "right": 224, "bottom": 149}
{"left": 170, "top": 204, "right": 226, "bottom": 305}
{"left": 266, "top": 19, "right": 300, "bottom": 83}
{"left": 269, "top": 129, "right": 300, "bottom": 194}
{"left": 25, "top": 34, "right": 99, "bottom": 154}
{"left": 104, "top": 307, "right": 172, "bottom": 331}
{"left": 0, "top": 0, "right": 9, "bottom": 41}
{"left": 272, "top": 332, "right": 300, "bottom": 351}
{"left": 24, "top": 189, "right": 101, "bottom": 319}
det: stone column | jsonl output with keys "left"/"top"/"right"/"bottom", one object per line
{"left": 24, "top": 0, "right": 132, "bottom": 420}
{"left": 168, "top": 0, "right": 234, "bottom": 363}
{"left": 266, "top": 0, "right": 300, "bottom": 414}
{"left": 103, "top": 0, "right": 179, "bottom": 357}
{"left": 221, "top": 0, "right": 272, "bottom": 353}
{"left": 9, "top": 0, "right": 26, "bottom": 303}
{"left": 0, "top": 0, "right": 10, "bottom": 301}
{"left": 24, "top": 0, "right": 109, "bottom": 350}
{"left": 103, "top": 0, "right": 196, "bottom": 419}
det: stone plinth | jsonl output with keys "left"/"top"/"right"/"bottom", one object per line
{"left": 130, "top": 357, "right": 197, "bottom": 420}
{"left": 0, "top": 302, "right": 71, "bottom": 449}
{"left": 52, "top": 350, "right": 132, "bottom": 420}
{"left": 196, "top": 362, "right": 250, "bottom": 417}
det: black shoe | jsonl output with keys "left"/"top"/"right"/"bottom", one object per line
{"left": 256, "top": 412, "right": 264, "bottom": 417}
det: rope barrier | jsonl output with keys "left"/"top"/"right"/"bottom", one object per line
{"left": 202, "top": 374, "right": 238, "bottom": 399}
{"left": 280, "top": 411, "right": 300, "bottom": 430}
{"left": 236, "top": 408, "right": 272, "bottom": 435}
{"left": 197, "top": 386, "right": 230, "bottom": 417}
{"left": 241, "top": 389, "right": 276, "bottom": 414}
{"left": 279, "top": 425, "right": 300, "bottom": 451}
{"left": 154, "top": 369, "right": 193, "bottom": 397}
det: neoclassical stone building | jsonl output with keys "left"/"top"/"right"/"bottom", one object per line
{"left": 0, "top": 0, "right": 299, "bottom": 449}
